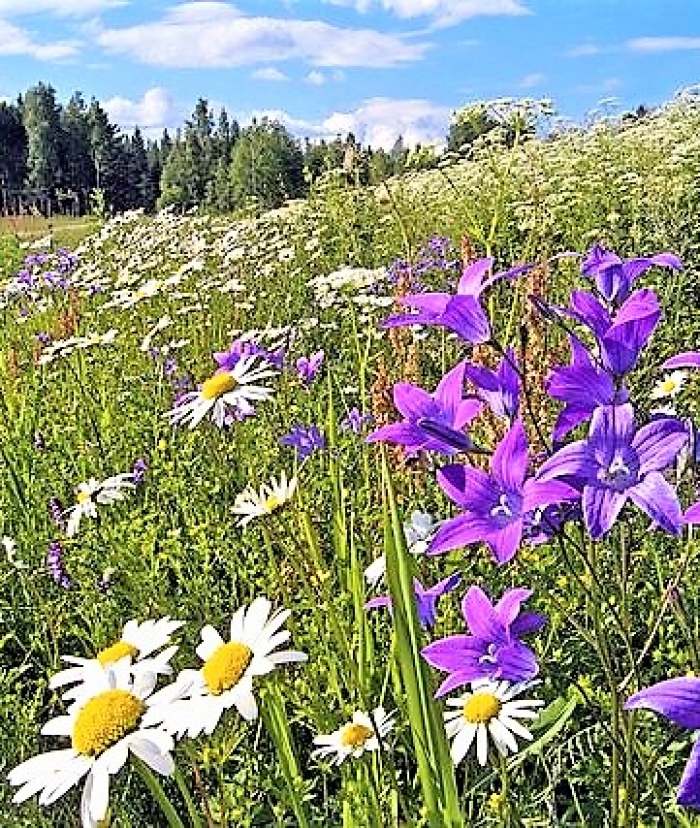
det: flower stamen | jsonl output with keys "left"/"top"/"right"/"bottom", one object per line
{"left": 72, "top": 689, "right": 145, "bottom": 756}
{"left": 202, "top": 641, "right": 253, "bottom": 695}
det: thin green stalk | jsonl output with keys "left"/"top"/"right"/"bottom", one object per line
{"left": 133, "top": 758, "right": 186, "bottom": 828}
{"left": 173, "top": 766, "right": 205, "bottom": 828}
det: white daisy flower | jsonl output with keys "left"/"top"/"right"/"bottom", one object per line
{"left": 50, "top": 617, "right": 184, "bottom": 703}
{"left": 444, "top": 679, "right": 544, "bottom": 766}
{"left": 164, "top": 355, "right": 276, "bottom": 430}
{"left": 8, "top": 659, "right": 176, "bottom": 828}
{"left": 64, "top": 474, "right": 135, "bottom": 538}
{"left": 143, "top": 597, "right": 307, "bottom": 738}
{"left": 312, "top": 707, "right": 396, "bottom": 765}
{"left": 651, "top": 369, "right": 688, "bottom": 400}
{"left": 231, "top": 472, "right": 297, "bottom": 527}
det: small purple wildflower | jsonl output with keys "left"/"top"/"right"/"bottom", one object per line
{"left": 365, "top": 572, "right": 461, "bottom": 629}
{"left": 296, "top": 350, "right": 324, "bottom": 385}
{"left": 47, "top": 541, "right": 72, "bottom": 589}
{"left": 341, "top": 407, "right": 374, "bottom": 435}
{"left": 465, "top": 347, "right": 520, "bottom": 421}
{"left": 280, "top": 424, "right": 325, "bottom": 461}
{"left": 131, "top": 457, "right": 148, "bottom": 486}
{"left": 48, "top": 497, "right": 66, "bottom": 532}
{"left": 581, "top": 244, "right": 682, "bottom": 306}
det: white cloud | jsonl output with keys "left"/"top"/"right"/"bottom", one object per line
{"left": 518, "top": 72, "right": 545, "bottom": 89}
{"left": 627, "top": 36, "right": 700, "bottom": 53}
{"left": 304, "top": 69, "right": 345, "bottom": 85}
{"left": 251, "top": 97, "right": 451, "bottom": 149}
{"left": 94, "top": 2, "right": 429, "bottom": 68}
{"left": 103, "top": 87, "right": 175, "bottom": 130}
{"left": 325, "top": 0, "right": 531, "bottom": 27}
{"left": 0, "top": 0, "right": 123, "bottom": 15}
{"left": 251, "top": 67, "right": 289, "bottom": 81}
{"left": 565, "top": 43, "right": 605, "bottom": 57}
{"left": 0, "top": 18, "right": 78, "bottom": 60}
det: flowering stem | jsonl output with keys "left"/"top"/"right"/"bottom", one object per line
{"left": 133, "top": 758, "right": 186, "bottom": 828}
{"left": 172, "top": 766, "right": 204, "bottom": 828}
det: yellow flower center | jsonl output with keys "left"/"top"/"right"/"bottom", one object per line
{"left": 202, "top": 641, "right": 253, "bottom": 695}
{"left": 340, "top": 722, "right": 374, "bottom": 749}
{"left": 76, "top": 489, "right": 91, "bottom": 504}
{"left": 661, "top": 378, "right": 677, "bottom": 394}
{"left": 462, "top": 692, "right": 502, "bottom": 724}
{"left": 72, "top": 689, "right": 145, "bottom": 756}
{"left": 96, "top": 640, "right": 139, "bottom": 667}
{"left": 264, "top": 494, "right": 282, "bottom": 512}
{"left": 201, "top": 371, "right": 237, "bottom": 400}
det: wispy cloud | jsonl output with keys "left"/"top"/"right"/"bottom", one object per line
{"left": 565, "top": 43, "right": 606, "bottom": 57}
{"left": 252, "top": 97, "right": 451, "bottom": 149}
{"left": 0, "top": 0, "right": 123, "bottom": 16}
{"left": 251, "top": 67, "right": 289, "bottom": 81}
{"left": 573, "top": 77, "right": 622, "bottom": 95}
{"left": 325, "top": 0, "right": 531, "bottom": 28}
{"left": 627, "top": 36, "right": 700, "bottom": 53}
{"left": 518, "top": 72, "right": 545, "bottom": 89}
{"left": 93, "top": 2, "right": 430, "bottom": 68}
{"left": 0, "top": 18, "right": 78, "bottom": 60}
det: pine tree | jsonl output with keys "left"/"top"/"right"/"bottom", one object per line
{"left": 0, "top": 100, "right": 27, "bottom": 191}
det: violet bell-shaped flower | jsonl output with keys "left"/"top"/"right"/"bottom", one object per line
{"left": 383, "top": 257, "right": 531, "bottom": 344}
{"left": 428, "top": 419, "right": 578, "bottom": 563}
{"left": 566, "top": 288, "right": 661, "bottom": 378}
{"left": 581, "top": 244, "right": 682, "bottom": 306}
{"left": 626, "top": 676, "right": 700, "bottom": 809}
{"left": 365, "top": 573, "right": 461, "bottom": 629}
{"left": 366, "top": 360, "right": 483, "bottom": 456}
{"left": 546, "top": 334, "right": 629, "bottom": 441}
{"left": 421, "top": 586, "right": 546, "bottom": 696}
{"left": 537, "top": 403, "right": 687, "bottom": 539}
{"left": 464, "top": 347, "right": 520, "bottom": 421}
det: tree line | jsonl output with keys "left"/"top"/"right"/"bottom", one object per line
{"left": 0, "top": 82, "right": 527, "bottom": 217}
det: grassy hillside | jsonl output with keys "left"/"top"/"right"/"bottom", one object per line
{"left": 2, "top": 95, "right": 700, "bottom": 826}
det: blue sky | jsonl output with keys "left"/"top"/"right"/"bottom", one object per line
{"left": 1, "top": 0, "right": 700, "bottom": 148}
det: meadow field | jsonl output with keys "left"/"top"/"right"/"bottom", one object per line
{"left": 3, "top": 94, "right": 700, "bottom": 827}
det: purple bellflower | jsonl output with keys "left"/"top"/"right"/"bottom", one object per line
{"left": 366, "top": 360, "right": 483, "bottom": 456}
{"left": 581, "top": 244, "right": 682, "bottom": 306}
{"left": 365, "top": 572, "right": 461, "bottom": 629}
{"left": 546, "top": 335, "right": 629, "bottom": 441}
{"left": 421, "top": 586, "right": 546, "bottom": 696}
{"left": 464, "top": 347, "right": 520, "bottom": 421}
{"left": 626, "top": 677, "right": 700, "bottom": 809}
{"left": 664, "top": 352, "right": 700, "bottom": 370}
{"left": 383, "top": 257, "right": 530, "bottom": 345}
{"left": 296, "top": 350, "right": 324, "bottom": 384}
{"left": 566, "top": 288, "right": 661, "bottom": 378}
{"left": 537, "top": 403, "right": 687, "bottom": 539}
{"left": 428, "top": 419, "right": 578, "bottom": 563}
{"left": 280, "top": 424, "right": 325, "bottom": 461}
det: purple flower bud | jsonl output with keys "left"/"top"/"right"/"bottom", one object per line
{"left": 47, "top": 541, "right": 72, "bottom": 589}
{"left": 131, "top": 457, "right": 148, "bottom": 486}
{"left": 48, "top": 497, "right": 66, "bottom": 531}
